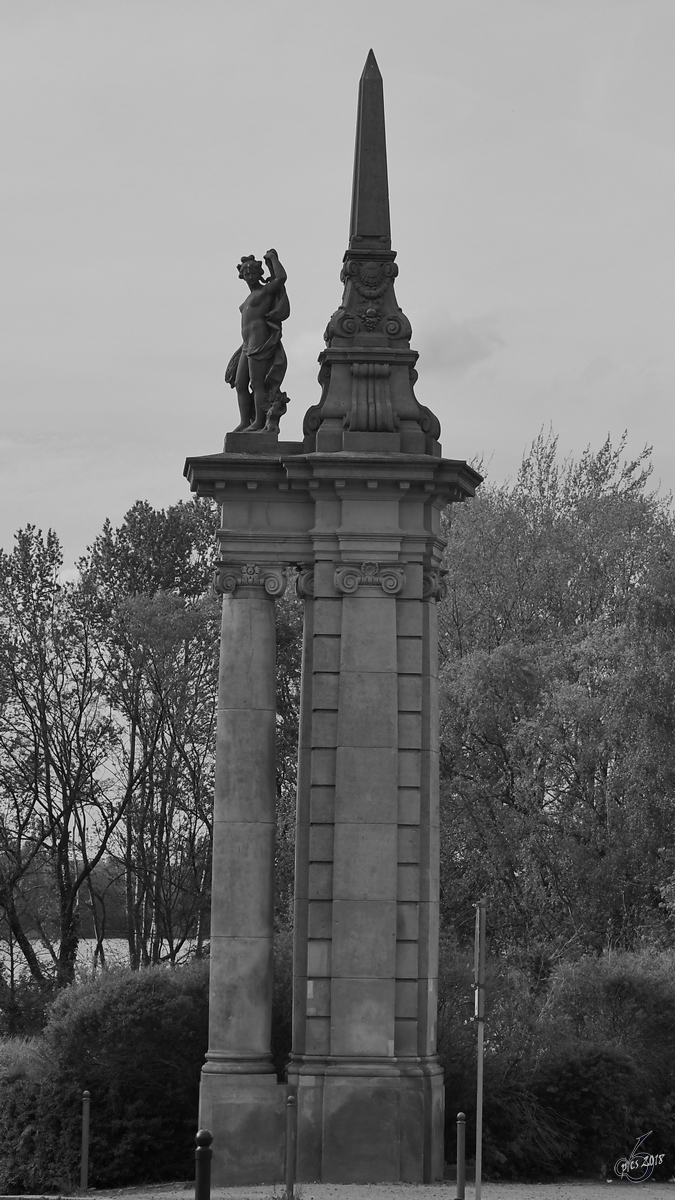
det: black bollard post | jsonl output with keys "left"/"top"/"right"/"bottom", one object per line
{"left": 456, "top": 1111, "right": 466, "bottom": 1200}
{"left": 284, "top": 1090, "right": 297, "bottom": 1200}
{"left": 195, "top": 1129, "right": 213, "bottom": 1200}
{"left": 80, "top": 1090, "right": 90, "bottom": 1191}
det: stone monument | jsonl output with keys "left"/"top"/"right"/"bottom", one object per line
{"left": 184, "top": 50, "right": 481, "bottom": 1185}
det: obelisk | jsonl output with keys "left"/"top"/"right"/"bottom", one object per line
{"left": 184, "top": 50, "right": 481, "bottom": 1185}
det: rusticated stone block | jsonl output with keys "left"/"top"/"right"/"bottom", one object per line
{"left": 337, "top": 672, "right": 398, "bottom": 744}
{"left": 310, "top": 785, "right": 335, "bottom": 821}
{"left": 330, "top": 978, "right": 395, "bottom": 1056}
{"left": 313, "top": 635, "right": 341, "bottom": 672}
{"left": 308, "top": 863, "right": 333, "bottom": 900}
{"left": 397, "top": 863, "right": 420, "bottom": 902}
{"left": 310, "top": 749, "right": 336, "bottom": 786}
{"left": 308, "top": 900, "right": 332, "bottom": 938}
{"left": 398, "top": 787, "right": 421, "bottom": 824}
{"left": 307, "top": 938, "right": 332, "bottom": 976}
{"left": 396, "top": 902, "right": 419, "bottom": 941}
{"left": 309, "top": 824, "right": 334, "bottom": 861}
{"left": 395, "top": 940, "right": 419, "bottom": 979}
{"left": 333, "top": 823, "right": 397, "bottom": 900}
{"left": 335, "top": 746, "right": 398, "bottom": 823}
{"left": 397, "top": 636, "right": 423, "bottom": 674}
{"left": 312, "top": 671, "right": 340, "bottom": 709}
{"left": 398, "top": 674, "right": 422, "bottom": 710}
{"left": 397, "top": 827, "right": 420, "bottom": 863}
{"left": 313, "top": 598, "right": 343, "bottom": 635}
{"left": 398, "top": 749, "right": 421, "bottom": 787}
{"left": 332, "top": 899, "right": 396, "bottom": 977}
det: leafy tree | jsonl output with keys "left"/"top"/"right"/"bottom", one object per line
{"left": 438, "top": 431, "right": 675, "bottom": 955}
{"left": 78, "top": 499, "right": 220, "bottom": 967}
{"left": 0, "top": 528, "right": 135, "bottom": 992}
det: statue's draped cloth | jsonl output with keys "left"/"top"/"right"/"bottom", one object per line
{"left": 225, "top": 286, "right": 290, "bottom": 395}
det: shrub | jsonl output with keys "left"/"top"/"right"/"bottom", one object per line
{"left": 0, "top": 961, "right": 210, "bottom": 1191}
{"left": 0, "top": 936, "right": 297, "bottom": 1192}
{"left": 439, "top": 946, "right": 675, "bottom": 1179}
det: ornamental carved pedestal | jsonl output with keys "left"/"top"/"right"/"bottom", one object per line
{"left": 184, "top": 50, "right": 481, "bottom": 1186}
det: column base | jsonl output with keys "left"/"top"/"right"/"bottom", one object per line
{"left": 287, "top": 1057, "right": 444, "bottom": 1183}
{"left": 199, "top": 1069, "right": 286, "bottom": 1184}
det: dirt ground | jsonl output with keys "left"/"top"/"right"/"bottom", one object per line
{"left": 85, "top": 1179, "right": 675, "bottom": 1200}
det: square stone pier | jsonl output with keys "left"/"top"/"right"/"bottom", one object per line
{"left": 185, "top": 435, "right": 479, "bottom": 1183}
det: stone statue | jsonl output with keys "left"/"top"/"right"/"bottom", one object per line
{"left": 225, "top": 249, "right": 290, "bottom": 433}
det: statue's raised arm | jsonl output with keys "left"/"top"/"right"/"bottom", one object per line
{"left": 225, "top": 250, "right": 291, "bottom": 433}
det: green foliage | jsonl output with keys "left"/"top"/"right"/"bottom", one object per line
{"left": 0, "top": 962, "right": 210, "bottom": 1191}
{"left": 274, "top": 588, "right": 303, "bottom": 929}
{"left": 0, "top": 937, "right": 297, "bottom": 1192}
{"left": 439, "top": 430, "right": 675, "bottom": 954}
{"left": 80, "top": 497, "right": 219, "bottom": 603}
{"left": 439, "top": 944, "right": 675, "bottom": 1178}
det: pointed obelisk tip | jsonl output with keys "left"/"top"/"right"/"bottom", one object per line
{"left": 350, "top": 50, "right": 391, "bottom": 249}
{"left": 362, "top": 49, "right": 382, "bottom": 80}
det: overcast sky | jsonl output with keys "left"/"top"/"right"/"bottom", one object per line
{"left": 2, "top": 1, "right": 674, "bottom": 567}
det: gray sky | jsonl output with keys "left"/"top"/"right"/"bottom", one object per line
{"left": 2, "top": 0, "right": 674, "bottom": 567}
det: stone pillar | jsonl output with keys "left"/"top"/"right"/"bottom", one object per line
{"left": 285, "top": 463, "right": 464, "bottom": 1184}
{"left": 184, "top": 49, "right": 483, "bottom": 1186}
{"left": 199, "top": 561, "right": 288, "bottom": 1185}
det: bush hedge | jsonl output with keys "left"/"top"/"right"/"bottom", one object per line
{"left": 0, "top": 935, "right": 296, "bottom": 1194}
{"left": 0, "top": 961, "right": 210, "bottom": 1191}
{"left": 439, "top": 945, "right": 675, "bottom": 1180}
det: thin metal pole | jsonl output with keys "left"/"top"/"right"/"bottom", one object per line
{"left": 284, "top": 1090, "right": 297, "bottom": 1200}
{"left": 474, "top": 900, "right": 486, "bottom": 1200}
{"left": 80, "top": 1090, "right": 90, "bottom": 1191}
{"left": 476, "top": 1019, "right": 485, "bottom": 1200}
{"left": 195, "top": 1129, "right": 213, "bottom": 1200}
{"left": 455, "top": 1111, "right": 466, "bottom": 1200}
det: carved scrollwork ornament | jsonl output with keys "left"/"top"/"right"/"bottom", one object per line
{"left": 213, "top": 562, "right": 288, "bottom": 598}
{"left": 334, "top": 560, "right": 406, "bottom": 595}
{"left": 296, "top": 570, "right": 315, "bottom": 600}
{"left": 423, "top": 569, "right": 448, "bottom": 603}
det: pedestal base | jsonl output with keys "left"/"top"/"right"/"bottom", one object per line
{"left": 288, "top": 1061, "right": 444, "bottom": 1183}
{"left": 199, "top": 1071, "right": 286, "bottom": 1184}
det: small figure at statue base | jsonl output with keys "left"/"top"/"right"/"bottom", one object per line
{"left": 225, "top": 249, "right": 291, "bottom": 433}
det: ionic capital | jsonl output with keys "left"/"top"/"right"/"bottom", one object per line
{"left": 296, "top": 569, "right": 315, "bottom": 599}
{"left": 422, "top": 568, "right": 448, "bottom": 602}
{"left": 334, "top": 560, "right": 406, "bottom": 596}
{"left": 213, "top": 562, "right": 288, "bottom": 598}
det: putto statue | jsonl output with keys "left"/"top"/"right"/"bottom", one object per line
{"left": 225, "top": 248, "right": 290, "bottom": 433}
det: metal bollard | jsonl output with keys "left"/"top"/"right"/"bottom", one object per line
{"left": 456, "top": 1111, "right": 466, "bottom": 1200}
{"left": 80, "top": 1090, "right": 90, "bottom": 1191}
{"left": 284, "top": 1090, "right": 297, "bottom": 1200}
{"left": 195, "top": 1129, "right": 213, "bottom": 1200}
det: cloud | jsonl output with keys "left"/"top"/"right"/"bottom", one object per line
{"left": 416, "top": 316, "right": 505, "bottom": 375}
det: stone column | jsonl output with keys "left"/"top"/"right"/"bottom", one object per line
{"left": 199, "top": 560, "right": 288, "bottom": 1184}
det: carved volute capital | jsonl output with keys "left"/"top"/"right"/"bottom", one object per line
{"left": 323, "top": 256, "right": 413, "bottom": 349}
{"left": 423, "top": 569, "right": 448, "bottom": 603}
{"left": 334, "top": 561, "right": 406, "bottom": 596}
{"left": 214, "top": 562, "right": 288, "bottom": 598}
{"left": 296, "top": 569, "right": 315, "bottom": 600}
